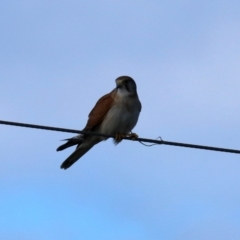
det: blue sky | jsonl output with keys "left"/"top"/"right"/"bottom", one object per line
{"left": 1, "top": 1, "right": 240, "bottom": 239}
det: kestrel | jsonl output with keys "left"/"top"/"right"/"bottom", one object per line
{"left": 57, "top": 76, "right": 141, "bottom": 169}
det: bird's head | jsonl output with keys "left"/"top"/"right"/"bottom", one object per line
{"left": 115, "top": 76, "right": 137, "bottom": 96}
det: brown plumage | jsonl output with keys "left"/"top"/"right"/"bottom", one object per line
{"left": 84, "top": 90, "right": 115, "bottom": 131}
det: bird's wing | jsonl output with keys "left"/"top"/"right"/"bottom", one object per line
{"left": 83, "top": 90, "right": 115, "bottom": 131}
{"left": 60, "top": 91, "right": 115, "bottom": 169}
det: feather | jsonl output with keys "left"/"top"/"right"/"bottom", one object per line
{"left": 60, "top": 145, "right": 93, "bottom": 169}
{"left": 56, "top": 135, "right": 84, "bottom": 151}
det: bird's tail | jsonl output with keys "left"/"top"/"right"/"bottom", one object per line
{"left": 56, "top": 135, "right": 84, "bottom": 151}
{"left": 60, "top": 145, "right": 93, "bottom": 169}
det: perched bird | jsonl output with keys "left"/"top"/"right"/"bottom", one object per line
{"left": 57, "top": 76, "right": 141, "bottom": 169}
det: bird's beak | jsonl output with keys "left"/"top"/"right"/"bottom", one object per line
{"left": 116, "top": 79, "right": 123, "bottom": 89}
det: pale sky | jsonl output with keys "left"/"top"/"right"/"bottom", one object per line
{"left": 1, "top": 1, "right": 240, "bottom": 239}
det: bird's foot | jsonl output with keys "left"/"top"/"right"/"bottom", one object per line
{"left": 127, "top": 132, "right": 138, "bottom": 140}
{"left": 114, "top": 133, "right": 139, "bottom": 144}
{"left": 115, "top": 133, "right": 126, "bottom": 142}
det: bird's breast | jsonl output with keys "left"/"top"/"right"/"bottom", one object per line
{"left": 99, "top": 97, "right": 140, "bottom": 135}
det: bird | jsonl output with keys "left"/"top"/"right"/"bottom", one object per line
{"left": 57, "top": 76, "right": 141, "bottom": 169}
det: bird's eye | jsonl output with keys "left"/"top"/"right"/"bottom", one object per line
{"left": 125, "top": 81, "right": 130, "bottom": 92}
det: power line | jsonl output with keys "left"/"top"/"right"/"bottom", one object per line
{"left": 0, "top": 119, "right": 240, "bottom": 154}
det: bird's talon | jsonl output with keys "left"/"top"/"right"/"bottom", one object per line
{"left": 115, "top": 133, "right": 126, "bottom": 141}
{"left": 128, "top": 133, "right": 138, "bottom": 140}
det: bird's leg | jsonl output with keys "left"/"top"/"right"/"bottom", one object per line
{"left": 114, "top": 132, "right": 139, "bottom": 143}
{"left": 115, "top": 133, "right": 127, "bottom": 141}
{"left": 127, "top": 132, "right": 139, "bottom": 140}
{"left": 114, "top": 133, "right": 127, "bottom": 144}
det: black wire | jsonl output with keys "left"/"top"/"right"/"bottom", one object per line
{"left": 0, "top": 119, "right": 240, "bottom": 154}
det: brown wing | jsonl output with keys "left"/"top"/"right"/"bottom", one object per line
{"left": 83, "top": 89, "right": 115, "bottom": 131}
